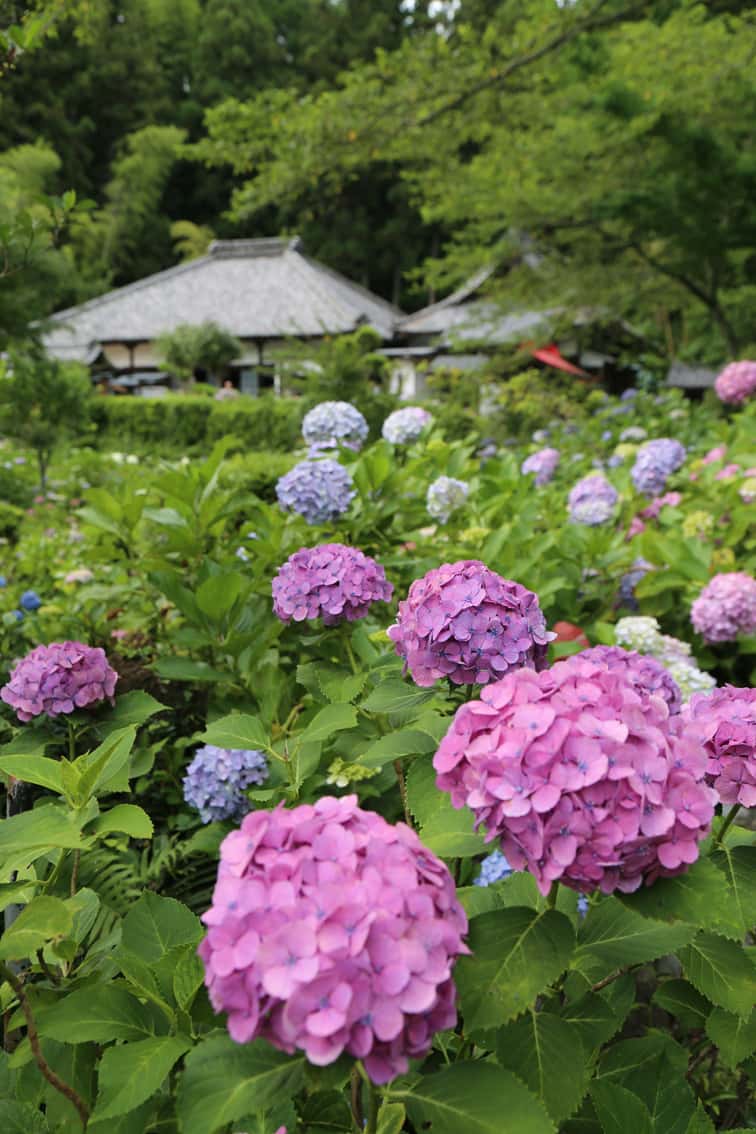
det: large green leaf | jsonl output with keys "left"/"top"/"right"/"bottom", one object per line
{"left": 560, "top": 991, "right": 628, "bottom": 1051}
{"left": 678, "top": 933, "right": 756, "bottom": 1017}
{"left": 73, "top": 726, "right": 137, "bottom": 798}
{"left": 0, "top": 755, "right": 63, "bottom": 793}
{"left": 196, "top": 572, "right": 245, "bottom": 621}
{"left": 456, "top": 906, "right": 575, "bottom": 1031}
{"left": 121, "top": 892, "right": 202, "bottom": 964}
{"left": 0, "top": 804, "right": 86, "bottom": 860}
{"left": 705, "top": 1006, "right": 756, "bottom": 1068}
{"left": 359, "top": 728, "right": 437, "bottom": 769}
{"left": 618, "top": 858, "right": 741, "bottom": 938}
{"left": 709, "top": 845, "right": 756, "bottom": 934}
{"left": 497, "top": 1011, "right": 587, "bottom": 1122}
{"left": 201, "top": 713, "right": 270, "bottom": 751}
{"left": 89, "top": 804, "right": 154, "bottom": 839}
{"left": 91, "top": 1035, "right": 192, "bottom": 1120}
{"left": 683, "top": 1104, "right": 716, "bottom": 1134}
{"left": 36, "top": 986, "right": 166, "bottom": 1044}
{"left": 0, "top": 896, "right": 73, "bottom": 960}
{"left": 590, "top": 1082, "right": 653, "bottom": 1134}
{"left": 95, "top": 690, "right": 166, "bottom": 738}
{"left": 406, "top": 756, "right": 485, "bottom": 857}
{"left": 154, "top": 657, "right": 231, "bottom": 682}
{"left": 176, "top": 1034, "right": 305, "bottom": 1134}
{"left": 573, "top": 898, "right": 695, "bottom": 980}
{"left": 613, "top": 1050, "right": 696, "bottom": 1134}
{"left": 299, "top": 703, "right": 357, "bottom": 744}
{"left": 0, "top": 1100, "right": 49, "bottom": 1133}
{"left": 376, "top": 1102, "right": 406, "bottom": 1134}
{"left": 402, "top": 1061, "right": 555, "bottom": 1134}
{"left": 652, "top": 980, "right": 711, "bottom": 1027}
{"left": 361, "top": 679, "right": 435, "bottom": 715}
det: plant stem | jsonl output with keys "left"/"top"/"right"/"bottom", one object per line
{"left": 67, "top": 719, "right": 77, "bottom": 763}
{"left": 70, "top": 850, "right": 80, "bottom": 898}
{"left": 364, "top": 1075, "right": 380, "bottom": 1134}
{"left": 394, "top": 759, "right": 412, "bottom": 827}
{"left": 350, "top": 1064, "right": 364, "bottom": 1131}
{"left": 1, "top": 963, "right": 90, "bottom": 1128}
{"left": 343, "top": 630, "right": 359, "bottom": 675}
{"left": 546, "top": 882, "right": 559, "bottom": 909}
{"left": 715, "top": 805, "right": 741, "bottom": 845}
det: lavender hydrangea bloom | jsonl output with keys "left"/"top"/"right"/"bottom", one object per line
{"left": 618, "top": 557, "right": 653, "bottom": 611}
{"left": 567, "top": 474, "right": 618, "bottom": 525}
{"left": 691, "top": 572, "right": 756, "bottom": 643}
{"left": 387, "top": 560, "right": 554, "bottom": 687}
{"left": 301, "top": 401, "right": 369, "bottom": 451}
{"left": 276, "top": 459, "right": 355, "bottom": 525}
{"left": 714, "top": 361, "right": 756, "bottom": 406}
{"left": 619, "top": 426, "right": 647, "bottom": 442}
{"left": 630, "top": 439, "right": 686, "bottom": 496}
{"left": 382, "top": 406, "right": 432, "bottom": 444}
{"left": 579, "top": 644, "right": 682, "bottom": 714}
{"left": 474, "top": 850, "right": 512, "bottom": 886}
{"left": 183, "top": 745, "right": 268, "bottom": 823}
{"left": 426, "top": 476, "right": 470, "bottom": 522}
{"left": 272, "top": 543, "right": 393, "bottom": 624}
{"left": 521, "top": 447, "right": 560, "bottom": 486}
{"left": 1, "top": 641, "right": 118, "bottom": 722}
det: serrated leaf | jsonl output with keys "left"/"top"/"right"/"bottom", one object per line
{"left": 590, "top": 1081, "right": 653, "bottom": 1134}
{"left": 95, "top": 690, "right": 166, "bottom": 738}
{"left": 0, "top": 755, "right": 63, "bottom": 793}
{"left": 196, "top": 573, "right": 245, "bottom": 621}
{"left": 321, "top": 671, "right": 367, "bottom": 704}
{"left": 574, "top": 898, "right": 695, "bottom": 980}
{"left": 361, "top": 679, "right": 435, "bottom": 715}
{"left": 456, "top": 906, "right": 575, "bottom": 1031}
{"left": 0, "top": 896, "right": 73, "bottom": 960}
{"left": 0, "top": 804, "right": 86, "bottom": 859}
{"left": 618, "top": 1051, "right": 696, "bottom": 1134}
{"left": 155, "top": 657, "right": 231, "bottom": 682}
{"left": 406, "top": 755, "right": 485, "bottom": 857}
{"left": 376, "top": 1102, "right": 406, "bottom": 1134}
{"left": 92, "top": 1035, "right": 191, "bottom": 1120}
{"left": 679, "top": 933, "right": 756, "bottom": 1017}
{"left": 560, "top": 991, "right": 627, "bottom": 1050}
{"left": 299, "top": 1088, "right": 352, "bottom": 1132}
{"left": 201, "top": 712, "right": 270, "bottom": 751}
{"left": 710, "top": 845, "right": 755, "bottom": 934}
{"left": 36, "top": 986, "right": 166, "bottom": 1044}
{"left": 90, "top": 804, "right": 153, "bottom": 839}
{"left": 121, "top": 892, "right": 202, "bottom": 964}
{"left": 0, "top": 1100, "right": 49, "bottom": 1133}
{"left": 653, "top": 979, "right": 711, "bottom": 1026}
{"left": 618, "top": 858, "right": 741, "bottom": 938}
{"left": 684, "top": 1103, "right": 716, "bottom": 1134}
{"left": 173, "top": 948, "right": 206, "bottom": 1011}
{"left": 402, "top": 1062, "right": 555, "bottom": 1133}
{"left": 299, "top": 703, "right": 357, "bottom": 744}
{"left": 497, "top": 1011, "right": 587, "bottom": 1122}
{"left": 705, "top": 1005, "right": 756, "bottom": 1068}
{"left": 360, "top": 728, "right": 436, "bottom": 769}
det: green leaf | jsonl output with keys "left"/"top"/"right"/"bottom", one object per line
{"left": 590, "top": 1082, "right": 653, "bottom": 1134}
{"left": 612, "top": 1050, "right": 695, "bottom": 1134}
{"left": 653, "top": 980, "right": 711, "bottom": 1026}
{"left": 121, "top": 892, "right": 202, "bottom": 964}
{"left": 678, "top": 933, "right": 756, "bottom": 1017}
{"left": 360, "top": 728, "right": 437, "bottom": 769}
{"left": 96, "top": 691, "right": 166, "bottom": 737}
{"left": 173, "top": 948, "right": 206, "bottom": 1011}
{"left": 684, "top": 1103, "right": 716, "bottom": 1134}
{"left": 361, "top": 679, "right": 435, "bottom": 715}
{"left": 92, "top": 1035, "right": 192, "bottom": 1120}
{"left": 299, "top": 703, "right": 357, "bottom": 744}
{"left": 0, "top": 755, "right": 63, "bottom": 793}
{"left": 0, "top": 1100, "right": 49, "bottom": 1133}
{"left": 74, "top": 726, "right": 137, "bottom": 799}
{"left": 36, "top": 986, "right": 167, "bottom": 1044}
{"left": 0, "top": 804, "right": 86, "bottom": 859}
{"left": 406, "top": 755, "right": 485, "bottom": 857}
{"left": 456, "top": 906, "right": 575, "bottom": 1031}
{"left": 89, "top": 804, "right": 154, "bottom": 839}
{"left": 0, "top": 896, "right": 73, "bottom": 960}
{"left": 496, "top": 1011, "right": 587, "bottom": 1122}
{"left": 154, "top": 657, "right": 231, "bottom": 682}
{"left": 176, "top": 1034, "right": 305, "bottom": 1134}
{"left": 403, "top": 1061, "right": 555, "bottom": 1134}
{"left": 196, "top": 573, "right": 245, "bottom": 621}
{"left": 560, "top": 991, "right": 628, "bottom": 1051}
{"left": 710, "top": 845, "right": 756, "bottom": 935}
{"left": 376, "top": 1102, "right": 406, "bottom": 1134}
{"left": 321, "top": 670, "right": 367, "bottom": 704}
{"left": 573, "top": 898, "right": 695, "bottom": 980}
{"left": 617, "top": 858, "right": 741, "bottom": 937}
{"left": 201, "top": 712, "right": 270, "bottom": 751}
{"left": 705, "top": 1006, "right": 756, "bottom": 1068}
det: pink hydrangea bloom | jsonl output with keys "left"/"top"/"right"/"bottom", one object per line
{"left": 273, "top": 544, "right": 393, "bottom": 625}
{"left": 701, "top": 445, "right": 727, "bottom": 465}
{"left": 681, "top": 686, "right": 756, "bottom": 807}
{"left": 714, "top": 361, "right": 756, "bottom": 406}
{"left": 433, "top": 656, "right": 715, "bottom": 895}
{"left": 640, "top": 491, "right": 682, "bottom": 520}
{"left": 579, "top": 645, "right": 682, "bottom": 715}
{"left": 626, "top": 516, "right": 646, "bottom": 540}
{"left": 715, "top": 463, "right": 741, "bottom": 481}
{"left": 387, "top": 560, "right": 554, "bottom": 687}
{"left": 1, "top": 641, "right": 118, "bottom": 722}
{"left": 691, "top": 572, "right": 756, "bottom": 643}
{"left": 198, "top": 796, "right": 468, "bottom": 1084}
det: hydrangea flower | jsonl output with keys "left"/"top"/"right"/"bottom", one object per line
{"left": 382, "top": 407, "right": 432, "bottom": 445}
{"left": 64, "top": 568, "right": 94, "bottom": 584}
{"left": 1, "top": 641, "right": 118, "bottom": 722}
{"left": 272, "top": 543, "right": 393, "bottom": 625}
{"left": 701, "top": 445, "right": 727, "bottom": 465}
{"left": 183, "top": 745, "right": 268, "bottom": 823}
{"left": 691, "top": 572, "right": 756, "bottom": 643}
{"left": 301, "top": 401, "right": 369, "bottom": 452}
{"left": 20, "top": 590, "right": 42, "bottom": 612}
{"left": 630, "top": 439, "right": 686, "bottom": 496}
{"left": 664, "top": 659, "right": 716, "bottom": 701}
{"left": 615, "top": 616, "right": 664, "bottom": 654}
{"left": 682, "top": 512, "right": 714, "bottom": 540}
{"left": 387, "top": 560, "right": 554, "bottom": 687}
{"left": 521, "top": 448, "right": 560, "bottom": 486}
{"left": 474, "top": 849, "right": 512, "bottom": 886}
{"left": 640, "top": 491, "right": 682, "bottom": 520}
{"left": 714, "top": 361, "right": 756, "bottom": 406}
{"left": 681, "top": 686, "right": 755, "bottom": 807}
{"left": 426, "top": 476, "right": 470, "bottom": 523}
{"left": 715, "top": 463, "right": 741, "bottom": 481}
{"left": 579, "top": 645, "right": 682, "bottom": 714}
{"left": 0, "top": 575, "right": 6, "bottom": 587}
{"left": 618, "top": 558, "right": 653, "bottom": 611}
{"left": 740, "top": 476, "right": 756, "bottom": 505}
{"left": 567, "top": 474, "right": 619, "bottom": 525}
{"left": 434, "top": 656, "right": 716, "bottom": 895}
{"left": 198, "top": 795, "right": 468, "bottom": 1084}
{"left": 531, "top": 429, "right": 550, "bottom": 443}
{"left": 619, "top": 426, "right": 647, "bottom": 442}
{"left": 276, "top": 459, "right": 355, "bottom": 525}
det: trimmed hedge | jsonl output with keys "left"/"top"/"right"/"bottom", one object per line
{"left": 91, "top": 395, "right": 305, "bottom": 453}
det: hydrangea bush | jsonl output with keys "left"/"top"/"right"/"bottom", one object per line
{"left": 273, "top": 543, "right": 393, "bottom": 624}
{"left": 301, "top": 400, "right": 369, "bottom": 452}
{"left": 276, "top": 458, "right": 355, "bottom": 524}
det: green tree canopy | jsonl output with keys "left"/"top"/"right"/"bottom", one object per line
{"left": 156, "top": 321, "right": 242, "bottom": 383}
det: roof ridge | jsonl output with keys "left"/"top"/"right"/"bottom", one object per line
{"left": 399, "top": 266, "right": 494, "bottom": 327}
{"left": 48, "top": 254, "right": 212, "bottom": 324}
{"left": 299, "top": 254, "right": 405, "bottom": 321}
{"left": 283, "top": 249, "right": 364, "bottom": 332}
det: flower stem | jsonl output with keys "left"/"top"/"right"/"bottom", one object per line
{"left": 67, "top": 719, "right": 77, "bottom": 763}
{"left": 715, "top": 805, "right": 741, "bottom": 845}
{"left": 394, "top": 759, "right": 412, "bottom": 827}
{"left": 546, "top": 882, "right": 559, "bottom": 909}
{"left": 350, "top": 1064, "right": 364, "bottom": 1131}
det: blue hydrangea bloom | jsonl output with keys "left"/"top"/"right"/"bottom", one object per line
{"left": 619, "top": 557, "right": 653, "bottom": 611}
{"left": 302, "top": 401, "right": 369, "bottom": 452}
{"left": 621, "top": 388, "right": 638, "bottom": 401}
{"left": 276, "top": 459, "right": 355, "bottom": 525}
{"left": 11, "top": 610, "right": 23, "bottom": 622}
{"left": 20, "top": 590, "right": 42, "bottom": 612}
{"left": 382, "top": 406, "right": 432, "bottom": 444}
{"left": 577, "top": 894, "right": 589, "bottom": 918}
{"left": 601, "top": 430, "right": 613, "bottom": 441}
{"left": 0, "top": 576, "right": 6, "bottom": 587}
{"left": 474, "top": 850, "right": 513, "bottom": 886}
{"left": 183, "top": 745, "right": 268, "bottom": 824}
{"left": 426, "top": 476, "right": 469, "bottom": 523}
{"left": 630, "top": 439, "right": 686, "bottom": 496}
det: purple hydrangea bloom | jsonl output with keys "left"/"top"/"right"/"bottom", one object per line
{"left": 714, "top": 361, "right": 756, "bottom": 406}
{"left": 579, "top": 644, "right": 682, "bottom": 714}
{"left": 426, "top": 476, "right": 469, "bottom": 522}
{"left": 621, "top": 388, "right": 638, "bottom": 401}
{"left": 618, "top": 557, "right": 653, "bottom": 611}
{"left": 690, "top": 572, "right": 756, "bottom": 643}
{"left": 382, "top": 406, "right": 432, "bottom": 444}
{"left": 567, "top": 474, "right": 619, "bottom": 525}
{"left": 619, "top": 426, "right": 647, "bottom": 442}
{"left": 387, "top": 560, "right": 554, "bottom": 687}
{"left": 682, "top": 686, "right": 756, "bottom": 807}
{"left": 474, "top": 849, "right": 512, "bottom": 886}
{"left": 272, "top": 543, "right": 393, "bottom": 624}
{"left": 198, "top": 795, "right": 468, "bottom": 1084}
{"left": 276, "top": 459, "right": 355, "bottom": 525}
{"left": 630, "top": 439, "right": 686, "bottom": 496}
{"left": 434, "top": 656, "right": 716, "bottom": 895}
{"left": 183, "top": 745, "right": 268, "bottom": 823}
{"left": 301, "top": 401, "right": 369, "bottom": 452}
{"left": 1, "top": 641, "right": 118, "bottom": 722}
{"left": 20, "top": 590, "right": 42, "bottom": 612}
{"left": 521, "top": 447, "right": 560, "bottom": 486}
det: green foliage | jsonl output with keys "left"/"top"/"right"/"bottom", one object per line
{"left": 156, "top": 321, "right": 242, "bottom": 385}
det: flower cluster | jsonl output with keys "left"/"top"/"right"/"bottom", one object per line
{"left": 387, "top": 560, "right": 554, "bottom": 687}
{"left": 619, "top": 426, "right": 647, "bottom": 443}
{"left": 64, "top": 568, "right": 94, "bottom": 584}
{"left": 382, "top": 406, "right": 432, "bottom": 445}
{"left": 714, "top": 360, "right": 756, "bottom": 406}
{"left": 474, "top": 849, "right": 512, "bottom": 886}
{"left": 614, "top": 616, "right": 715, "bottom": 700}
{"left": 691, "top": 572, "right": 756, "bottom": 643}
{"left": 618, "top": 558, "right": 653, "bottom": 611}
{"left": 183, "top": 745, "right": 268, "bottom": 823}
{"left": 276, "top": 459, "right": 355, "bottom": 525}
{"left": 272, "top": 543, "right": 393, "bottom": 625}
{"left": 682, "top": 686, "right": 755, "bottom": 808}
{"left": 579, "top": 645, "right": 682, "bottom": 714}
{"left": 426, "top": 476, "right": 470, "bottom": 522}
{"left": 434, "top": 656, "right": 716, "bottom": 895}
{"left": 567, "top": 474, "right": 619, "bottom": 525}
{"left": 301, "top": 401, "right": 369, "bottom": 452}
{"left": 641, "top": 491, "right": 682, "bottom": 520}
{"left": 1, "top": 641, "right": 118, "bottom": 722}
{"left": 20, "top": 590, "right": 42, "bottom": 612}
{"left": 521, "top": 447, "right": 560, "bottom": 486}
{"left": 630, "top": 439, "right": 686, "bottom": 496}
{"left": 199, "top": 796, "right": 468, "bottom": 1084}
